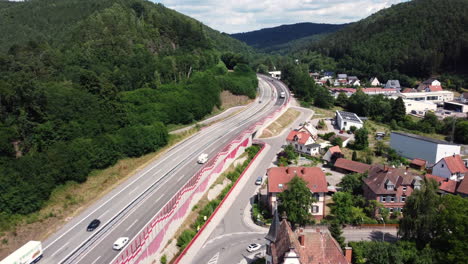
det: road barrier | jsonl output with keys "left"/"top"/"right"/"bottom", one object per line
{"left": 110, "top": 86, "right": 291, "bottom": 264}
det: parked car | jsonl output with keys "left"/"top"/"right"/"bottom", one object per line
{"left": 255, "top": 176, "right": 263, "bottom": 185}
{"left": 246, "top": 243, "right": 261, "bottom": 252}
{"left": 87, "top": 219, "right": 101, "bottom": 231}
{"left": 113, "top": 237, "right": 129, "bottom": 250}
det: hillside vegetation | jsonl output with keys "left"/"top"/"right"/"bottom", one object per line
{"left": 231, "top": 22, "right": 345, "bottom": 53}
{"left": 307, "top": 0, "right": 468, "bottom": 81}
{"left": 0, "top": 0, "right": 257, "bottom": 222}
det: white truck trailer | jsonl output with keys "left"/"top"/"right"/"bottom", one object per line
{"left": 0, "top": 241, "right": 43, "bottom": 264}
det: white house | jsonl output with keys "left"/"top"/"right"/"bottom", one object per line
{"left": 390, "top": 132, "right": 461, "bottom": 165}
{"left": 403, "top": 99, "right": 437, "bottom": 114}
{"left": 268, "top": 71, "right": 281, "bottom": 80}
{"left": 335, "top": 110, "right": 364, "bottom": 131}
{"left": 432, "top": 155, "right": 468, "bottom": 181}
{"left": 370, "top": 77, "right": 380, "bottom": 86}
{"left": 286, "top": 122, "right": 320, "bottom": 156}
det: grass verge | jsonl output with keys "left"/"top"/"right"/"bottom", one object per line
{"left": 260, "top": 108, "right": 300, "bottom": 138}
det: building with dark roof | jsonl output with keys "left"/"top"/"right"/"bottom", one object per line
{"left": 335, "top": 110, "right": 364, "bottom": 131}
{"left": 385, "top": 80, "right": 401, "bottom": 90}
{"left": 267, "top": 167, "right": 327, "bottom": 219}
{"left": 334, "top": 158, "right": 371, "bottom": 174}
{"left": 363, "top": 165, "right": 423, "bottom": 215}
{"left": 390, "top": 132, "right": 461, "bottom": 165}
{"left": 265, "top": 211, "right": 351, "bottom": 264}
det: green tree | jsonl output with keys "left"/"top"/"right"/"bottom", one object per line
{"left": 339, "top": 173, "right": 365, "bottom": 195}
{"left": 278, "top": 176, "right": 316, "bottom": 227}
{"left": 352, "top": 151, "right": 358, "bottom": 161}
{"left": 354, "top": 128, "right": 369, "bottom": 150}
{"left": 392, "top": 97, "right": 406, "bottom": 122}
{"left": 330, "top": 192, "right": 355, "bottom": 224}
{"left": 335, "top": 92, "right": 348, "bottom": 107}
{"left": 329, "top": 221, "right": 345, "bottom": 248}
{"left": 331, "top": 136, "right": 343, "bottom": 147}
{"left": 454, "top": 121, "right": 468, "bottom": 144}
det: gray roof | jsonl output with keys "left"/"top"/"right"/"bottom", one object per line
{"left": 337, "top": 110, "right": 362, "bottom": 123}
{"left": 306, "top": 143, "right": 321, "bottom": 148}
{"left": 422, "top": 78, "right": 438, "bottom": 84}
{"left": 266, "top": 209, "right": 280, "bottom": 242}
{"left": 391, "top": 131, "right": 458, "bottom": 145}
{"left": 338, "top": 74, "right": 347, "bottom": 79}
{"left": 348, "top": 76, "right": 359, "bottom": 81}
{"left": 385, "top": 80, "right": 401, "bottom": 88}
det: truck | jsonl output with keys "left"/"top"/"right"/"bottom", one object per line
{"left": 1, "top": 241, "right": 43, "bottom": 264}
{"left": 197, "top": 153, "right": 208, "bottom": 164}
{"left": 280, "top": 91, "right": 285, "bottom": 98}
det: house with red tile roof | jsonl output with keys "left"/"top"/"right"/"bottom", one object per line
{"left": 417, "top": 78, "right": 443, "bottom": 92}
{"left": 286, "top": 122, "right": 320, "bottom": 156}
{"left": 334, "top": 158, "right": 371, "bottom": 174}
{"left": 456, "top": 178, "right": 468, "bottom": 197}
{"left": 265, "top": 211, "right": 351, "bottom": 264}
{"left": 425, "top": 174, "right": 459, "bottom": 195}
{"left": 363, "top": 165, "right": 423, "bottom": 215}
{"left": 432, "top": 154, "right": 468, "bottom": 181}
{"left": 322, "top": 145, "right": 343, "bottom": 164}
{"left": 267, "top": 167, "right": 327, "bottom": 219}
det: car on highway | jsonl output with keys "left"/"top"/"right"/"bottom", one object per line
{"left": 113, "top": 237, "right": 129, "bottom": 250}
{"left": 87, "top": 219, "right": 101, "bottom": 231}
{"left": 246, "top": 243, "right": 261, "bottom": 252}
{"left": 255, "top": 176, "right": 263, "bottom": 185}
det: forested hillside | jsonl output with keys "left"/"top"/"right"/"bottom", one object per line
{"left": 306, "top": 0, "right": 468, "bottom": 81}
{"left": 231, "top": 22, "right": 345, "bottom": 53}
{"left": 0, "top": 0, "right": 257, "bottom": 220}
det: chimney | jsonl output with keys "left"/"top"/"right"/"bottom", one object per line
{"left": 298, "top": 234, "right": 305, "bottom": 246}
{"left": 345, "top": 247, "right": 353, "bottom": 263}
{"left": 383, "top": 164, "right": 388, "bottom": 171}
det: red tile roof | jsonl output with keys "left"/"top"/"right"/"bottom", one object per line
{"left": 270, "top": 219, "right": 349, "bottom": 264}
{"left": 402, "top": 88, "right": 416, "bottom": 93}
{"left": 267, "top": 167, "right": 328, "bottom": 193}
{"left": 456, "top": 178, "right": 468, "bottom": 195}
{"left": 425, "top": 174, "right": 458, "bottom": 194}
{"left": 328, "top": 145, "right": 342, "bottom": 154}
{"left": 429, "top": 85, "right": 443, "bottom": 91}
{"left": 286, "top": 130, "right": 311, "bottom": 145}
{"left": 334, "top": 158, "right": 371, "bottom": 174}
{"left": 442, "top": 155, "right": 468, "bottom": 174}
{"left": 411, "top": 158, "right": 427, "bottom": 167}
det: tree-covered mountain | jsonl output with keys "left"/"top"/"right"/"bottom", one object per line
{"left": 231, "top": 22, "right": 346, "bottom": 52}
{"left": 0, "top": 0, "right": 257, "bottom": 218}
{"left": 306, "top": 0, "right": 468, "bottom": 81}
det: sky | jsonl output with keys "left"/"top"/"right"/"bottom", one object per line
{"left": 153, "top": 0, "right": 408, "bottom": 33}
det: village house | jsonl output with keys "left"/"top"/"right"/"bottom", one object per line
{"left": 425, "top": 174, "right": 459, "bottom": 195}
{"left": 460, "top": 92, "right": 468, "bottom": 104}
{"left": 369, "top": 77, "right": 380, "bottom": 86}
{"left": 347, "top": 76, "right": 360, "bottom": 86}
{"left": 265, "top": 211, "right": 351, "bottom": 264}
{"left": 417, "top": 78, "right": 442, "bottom": 92}
{"left": 323, "top": 145, "right": 343, "bottom": 164}
{"left": 335, "top": 110, "right": 364, "bottom": 131}
{"left": 390, "top": 132, "right": 461, "bottom": 165}
{"left": 286, "top": 122, "right": 320, "bottom": 156}
{"left": 363, "top": 165, "right": 423, "bottom": 215}
{"left": 409, "top": 158, "right": 427, "bottom": 170}
{"left": 333, "top": 158, "right": 371, "bottom": 174}
{"left": 337, "top": 73, "right": 347, "bottom": 80}
{"left": 431, "top": 154, "right": 467, "bottom": 181}
{"left": 267, "top": 167, "right": 327, "bottom": 219}
{"left": 384, "top": 80, "right": 401, "bottom": 90}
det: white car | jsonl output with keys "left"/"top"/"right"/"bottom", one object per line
{"left": 113, "top": 237, "right": 129, "bottom": 250}
{"left": 246, "top": 243, "right": 261, "bottom": 252}
{"left": 197, "top": 153, "right": 208, "bottom": 164}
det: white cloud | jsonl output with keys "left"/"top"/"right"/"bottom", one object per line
{"left": 153, "top": 0, "right": 408, "bottom": 33}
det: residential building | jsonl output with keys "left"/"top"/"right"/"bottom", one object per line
{"left": 425, "top": 174, "right": 458, "bottom": 195}
{"left": 369, "top": 77, "right": 380, "bottom": 86}
{"left": 363, "top": 165, "right": 423, "bottom": 215}
{"left": 335, "top": 110, "right": 364, "bottom": 131}
{"left": 385, "top": 80, "right": 401, "bottom": 90}
{"left": 267, "top": 167, "right": 327, "bottom": 219}
{"left": 329, "top": 134, "right": 351, "bottom": 148}
{"left": 460, "top": 92, "right": 468, "bottom": 104}
{"left": 323, "top": 146, "right": 343, "bottom": 164}
{"left": 390, "top": 132, "right": 461, "bottom": 165}
{"left": 398, "top": 90, "right": 454, "bottom": 103}
{"left": 334, "top": 158, "right": 371, "bottom": 174}
{"left": 323, "top": 71, "right": 334, "bottom": 79}
{"left": 269, "top": 71, "right": 281, "bottom": 80}
{"left": 403, "top": 99, "right": 437, "bottom": 115}
{"left": 431, "top": 154, "right": 467, "bottom": 181}
{"left": 417, "top": 78, "right": 442, "bottom": 92}
{"left": 286, "top": 122, "right": 320, "bottom": 156}
{"left": 337, "top": 73, "right": 347, "bottom": 80}
{"left": 309, "top": 72, "right": 320, "bottom": 80}
{"left": 456, "top": 178, "right": 468, "bottom": 197}
{"left": 265, "top": 211, "right": 351, "bottom": 264}
{"left": 347, "top": 76, "right": 360, "bottom": 86}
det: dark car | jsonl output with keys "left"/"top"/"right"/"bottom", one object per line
{"left": 87, "top": 219, "right": 101, "bottom": 231}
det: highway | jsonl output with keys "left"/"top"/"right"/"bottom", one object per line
{"left": 40, "top": 75, "right": 289, "bottom": 264}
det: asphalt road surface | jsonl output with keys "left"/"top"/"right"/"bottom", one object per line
{"left": 40, "top": 75, "right": 289, "bottom": 264}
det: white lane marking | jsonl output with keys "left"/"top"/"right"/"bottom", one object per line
{"left": 98, "top": 209, "right": 110, "bottom": 219}
{"left": 90, "top": 256, "right": 101, "bottom": 264}
{"left": 128, "top": 188, "right": 137, "bottom": 195}
{"left": 177, "top": 175, "right": 185, "bottom": 183}
{"left": 50, "top": 242, "right": 70, "bottom": 257}
{"left": 207, "top": 252, "right": 219, "bottom": 264}
{"left": 126, "top": 219, "right": 139, "bottom": 231}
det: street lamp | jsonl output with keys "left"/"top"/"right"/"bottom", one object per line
{"left": 380, "top": 217, "right": 385, "bottom": 242}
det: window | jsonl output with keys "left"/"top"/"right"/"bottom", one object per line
{"left": 312, "top": 206, "right": 319, "bottom": 213}
{"left": 381, "top": 196, "right": 386, "bottom": 202}
{"left": 386, "top": 184, "right": 394, "bottom": 190}
{"left": 402, "top": 186, "right": 407, "bottom": 192}
{"left": 441, "top": 164, "right": 444, "bottom": 168}
{"left": 389, "top": 208, "right": 394, "bottom": 213}
{"left": 390, "top": 196, "right": 395, "bottom": 203}
{"left": 401, "top": 196, "right": 406, "bottom": 202}
{"left": 307, "top": 148, "right": 310, "bottom": 152}
{"left": 313, "top": 193, "right": 320, "bottom": 200}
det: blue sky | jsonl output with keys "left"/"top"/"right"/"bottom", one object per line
{"left": 153, "top": 0, "right": 408, "bottom": 33}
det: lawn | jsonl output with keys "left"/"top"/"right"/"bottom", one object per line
{"left": 260, "top": 108, "right": 300, "bottom": 138}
